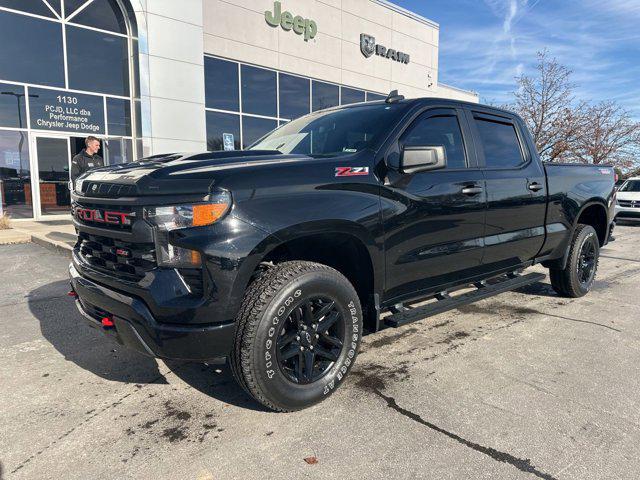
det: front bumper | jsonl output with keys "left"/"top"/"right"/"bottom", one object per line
{"left": 615, "top": 205, "right": 640, "bottom": 221}
{"left": 69, "top": 263, "right": 236, "bottom": 361}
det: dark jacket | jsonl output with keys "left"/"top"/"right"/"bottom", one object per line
{"left": 71, "top": 149, "right": 104, "bottom": 183}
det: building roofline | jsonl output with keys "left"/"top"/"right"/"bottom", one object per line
{"left": 371, "top": 0, "right": 439, "bottom": 29}
{"left": 438, "top": 82, "right": 479, "bottom": 97}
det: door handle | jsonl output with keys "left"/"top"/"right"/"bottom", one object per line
{"left": 528, "top": 182, "right": 543, "bottom": 192}
{"left": 461, "top": 185, "right": 483, "bottom": 195}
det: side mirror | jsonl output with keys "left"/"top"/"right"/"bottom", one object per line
{"left": 401, "top": 145, "right": 446, "bottom": 174}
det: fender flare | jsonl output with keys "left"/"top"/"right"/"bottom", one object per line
{"left": 554, "top": 200, "right": 609, "bottom": 270}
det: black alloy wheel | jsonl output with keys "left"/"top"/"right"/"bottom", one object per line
{"left": 577, "top": 236, "right": 597, "bottom": 286}
{"left": 549, "top": 224, "right": 600, "bottom": 298}
{"left": 230, "top": 261, "right": 363, "bottom": 412}
{"left": 276, "top": 297, "right": 345, "bottom": 384}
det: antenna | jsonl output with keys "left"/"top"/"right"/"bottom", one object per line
{"left": 385, "top": 90, "right": 405, "bottom": 103}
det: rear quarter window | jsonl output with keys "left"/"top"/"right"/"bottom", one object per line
{"left": 474, "top": 117, "right": 524, "bottom": 168}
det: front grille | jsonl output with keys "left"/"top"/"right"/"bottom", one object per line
{"left": 618, "top": 200, "right": 639, "bottom": 208}
{"left": 73, "top": 202, "right": 135, "bottom": 231}
{"left": 76, "top": 232, "right": 156, "bottom": 281}
{"left": 178, "top": 268, "right": 204, "bottom": 297}
{"left": 81, "top": 182, "right": 136, "bottom": 198}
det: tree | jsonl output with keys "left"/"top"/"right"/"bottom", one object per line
{"left": 506, "top": 50, "right": 640, "bottom": 170}
{"left": 509, "top": 50, "right": 584, "bottom": 162}
{"left": 572, "top": 101, "right": 640, "bottom": 169}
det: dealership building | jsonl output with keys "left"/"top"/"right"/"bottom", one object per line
{"left": 0, "top": 0, "right": 477, "bottom": 220}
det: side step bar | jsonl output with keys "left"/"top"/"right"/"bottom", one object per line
{"left": 384, "top": 272, "right": 546, "bottom": 328}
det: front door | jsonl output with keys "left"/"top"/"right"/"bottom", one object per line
{"left": 30, "top": 134, "right": 71, "bottom": 218}
{"left": 381, "top": 108, "right": 487, "bottom": 304}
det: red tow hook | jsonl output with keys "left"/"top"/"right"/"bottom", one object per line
{"left": 101, "top": 316, "right": 115, "bottom": 328}
{"left": 67, "top": 290, "right": 78, "bottom": 298}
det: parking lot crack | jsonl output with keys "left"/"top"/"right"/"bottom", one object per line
{"left": 373, "top": 388, "right": 558, "bottom": 480}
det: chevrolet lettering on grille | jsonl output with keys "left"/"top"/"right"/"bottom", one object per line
{"left": 74, "top": 207, "right": 133, "bottom": 226}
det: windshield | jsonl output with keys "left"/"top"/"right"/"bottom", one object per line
{"left": 249, "top": 103, "right": 408, "bottom": 157}
{"left": 620, "top": 180, "right": 640, "bottom": 192}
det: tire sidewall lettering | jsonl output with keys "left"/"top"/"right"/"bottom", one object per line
{"left": 261, "top": 288, "right": 361, "bottom": 398}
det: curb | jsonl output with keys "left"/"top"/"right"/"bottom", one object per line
{"left": 30, "top": 234, "right": 73, "bottom": 258}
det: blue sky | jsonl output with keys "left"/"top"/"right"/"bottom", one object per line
{"left": 395, "top": 0, "right": 640, "bottom": 117}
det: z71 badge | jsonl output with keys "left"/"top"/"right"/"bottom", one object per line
{"left": 335, "top": 167, "right": 369, "bottom": 177}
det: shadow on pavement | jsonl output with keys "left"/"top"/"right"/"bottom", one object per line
{"left": 28, "top": 279, "right": 167, "bottom": 385}
{"left": 28, "top": 280, "right": 264, "bottom": 410}
{"left": 166, "top": 361, "right": 268, "bottom": 412}
{"left": 513, "top": 281, "right": 558, "bottom": 298}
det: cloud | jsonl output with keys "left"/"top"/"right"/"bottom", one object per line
{"left": 433, "top": 0, "right": 640, "bottom": 116}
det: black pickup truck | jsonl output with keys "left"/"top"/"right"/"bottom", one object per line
{"left": 69, "top": 95, "right": 616, "bottom": 411}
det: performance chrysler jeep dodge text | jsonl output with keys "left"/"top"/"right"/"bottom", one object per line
{"left": 69, "top": 94, "right": 616, "bottom": 411}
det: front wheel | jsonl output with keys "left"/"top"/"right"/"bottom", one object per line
{"left": 550, "top": 224, "right": 600, "bottom": 298}
{"left": 230, "top": 261, "right": 363, "bottom": 412}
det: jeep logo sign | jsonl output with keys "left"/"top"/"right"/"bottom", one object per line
{"left": 265, "top": 1, "right": 317, "bottom": 42}
{"left": 360, "top": 33, "right": 410, "bottom": 64}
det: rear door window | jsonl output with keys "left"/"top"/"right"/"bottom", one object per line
{"left": 474, "top": 116, "right": 524, "bottom": 168}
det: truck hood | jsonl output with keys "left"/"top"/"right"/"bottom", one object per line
{"left": 76, "top": 150, "right": 313, "bottom": 196}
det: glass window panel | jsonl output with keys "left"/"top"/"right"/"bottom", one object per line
{"left": 64, "top": 0, "right": 87, "bottom": 17}
{"left": 206, "top": 111, "right": 240, "bottom": 151}
{"left": 0, "top": 0, "right": 56, "bottom": 17}
{"left": 241, "top": 65, "right": 276, "bottom": 117}
{"left": 341, "top": 87, "right": 365, "bottom": 105}
{"left": 29, "top": 87, "right": 105, "bottom": 134}
{"left": 279, "top": 73, "right": 309, "bottom": 120}
{"left": 312, "top": 81, "right": 339, "bottom": 112}
{"left": 70, "top": 0, "right": 126, "bottom": 34}
{"left": 0, "top": 83, "right": 27, "bottom": 128}
{"left": 46, "top": 0, "right": 61, "bottom": 16}
{"left": 36, "top": 136, "right": 70, "bottom": 215}
{"left": 0, "top": 129, "right": 32, "bottom": 218}
{"left": 105, "top": 137, "right": 132, "bottom": 165}
{"left": 366, "top": 92, "right": 386, "bottom": 102}
{"left": 0, "top": 11, "right": 64, "bottom": 87}
{"left": 134, "top": 99, "right": 142, "bottom": 137}
{"left": 402, "top": 114, "right": 467, "bottom": 169}
{"left": 204, "top": 57, "right": 239, "bottom": 111}
{"left": 107, "top": 98, "right": 131, "bottom": 136}
{"left": 474, "top": 118, "right": 524, "bottom": 168}
{"left": 66, "top": 26, "right": 129, "bottom": 96}
{"left": 242, "top": 116, "right": 277, "bottom": 149}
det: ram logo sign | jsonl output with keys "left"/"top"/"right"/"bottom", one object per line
{"left": 360, "top": 33, "right": 410, "bottom": 64}
{"left": 360, "top": 34, "right": 376, "bottom": 58}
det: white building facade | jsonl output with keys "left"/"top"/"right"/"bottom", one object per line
{"left": 0, "top": 0, "right": 477, "bottom": 220}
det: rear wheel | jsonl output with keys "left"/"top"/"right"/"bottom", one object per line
{"left": 549, "top": 224, "right": 600, "bottom": 298}
{"left": 230, "top": 261, "right": 362, "bottom": 412}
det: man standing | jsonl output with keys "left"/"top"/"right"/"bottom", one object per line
{"left": 71, "top": 136, "right": 104, "bottom": 186}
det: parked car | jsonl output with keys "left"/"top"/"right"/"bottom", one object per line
{"left": 69, "top": 94, "right": 616, "bottom": 411}
{"left": 615, "top": 177, "right": 640, "bottom": 222}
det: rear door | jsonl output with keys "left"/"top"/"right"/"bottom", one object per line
{"left": 381, "top": 107, "right": 487, "bottom": 303}
{"left": 465, "top": 109, "right": 547, "bottom": 271}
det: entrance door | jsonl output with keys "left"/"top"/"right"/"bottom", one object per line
{"left": 30, "top": 134, "right": 71, "bottom": 218}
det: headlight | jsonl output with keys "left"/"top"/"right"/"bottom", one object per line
{"left": 144, "top": 191, "right": 231, "bottom": 267}
{"left": 75, "top": 177, "right": 86, "bottom": 194}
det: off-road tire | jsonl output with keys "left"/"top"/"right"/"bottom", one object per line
{"left": 549, "top": 224, "right": 600, "bottom": 298}
{"left": 230, "top": 261, "right": 363, "bottom": 412}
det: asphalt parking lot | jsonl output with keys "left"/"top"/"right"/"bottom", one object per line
{"left": 2, "top": 225, "right": 640, "bottom": 480}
